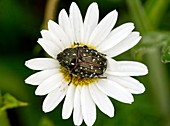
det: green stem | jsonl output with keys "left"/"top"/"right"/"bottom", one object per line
{"left": 0, "top": 110, "right": 10, "bottom": 126}
{"left": 145, "top": 0, "right": 169, "bottom": 28}
{"left": 146, "top": 49, "right": 170, "bottom": 122}
{"left": 126, "top": 0, "right": 170, "bottom": 125}
{"left": 41, "top": 0, "right": 59, "bottom": 29}
{"left": 126, "top": 0, "right": 154, "bottom": 33}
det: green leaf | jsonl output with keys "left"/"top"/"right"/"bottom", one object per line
{"left": 131, "top": 32, "right": 170, "bottom": 52}
{"left": 0, "top": 93, "right": 28, "bottom": 126}
{"left": 139, "top": 32, "right": 170, "bottom": 48}
{"left": 130, "top": 32, "right": 170, "bottom": 61}
{"left": 130, "top": 31, "right": 170, "bottom": 63}
{"left": 0, "top": 93, "right": 28, "bottom": 111}
{"left": 162, "top": 42, "right": 170, "bottom": 63}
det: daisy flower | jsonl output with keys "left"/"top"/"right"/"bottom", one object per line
{"left": 25, "top": 2, "right": 148, "bottom": 126}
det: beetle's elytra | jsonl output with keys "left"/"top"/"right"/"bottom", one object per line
{"left": 57, "top": 44, "right": 107, "bottom": 79}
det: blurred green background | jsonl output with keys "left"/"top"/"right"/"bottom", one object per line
{"left": 0, "top": 0, "right": 170, "bottom": 126}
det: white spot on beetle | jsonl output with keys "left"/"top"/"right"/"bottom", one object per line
{"left": 71, "top": 63, "right": 75, "bottom": 65}
{"left": 92, "top": 59, "right": 96, "bottom": 62}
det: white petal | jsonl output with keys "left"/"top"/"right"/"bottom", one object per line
{"left": 42, "top": 84, "right": 68, "bottom": 113}
{"left": 37, "top": 38, "right": 60, "bottom": 58}
{"left": 83, "top": 2, "right": 99, "bottom": 43}
{"left": 25, "top": 69, "right": 59, "bottom": 85}
{"left": 97, "top": 23, "right": 134, "bottom": 51}
{"left": 88, "top": 10, "right": 118, "bottom": 46}
{"left": 58, "top": 9, "right": 74, "bottom": 45}
{"left": 35, "top": 73, "right": 64, "bottom": 96}
{"left": 69, "top": 2, "right": 84, "bottom": 43}
{"left": 107, "top": 75, "right": 145, "bottom": 94}
{"left": 25, "top": 58, "right": 59, "bottom": 70}
{"left": 40, "top": 30, "right": 64, "bottom": 50}
{"left": 48, "top": 20, "right": 70, "bottom": 48}
{"left": 106, "top": 57, "right": 148, "bottom": 76}
{"left": 81, "top": 85, "right": 96, "bottom": 126}
{"left": 62, "top": 84, "right": 76, "bottom": 119}
{"left": 105, "top": 32, "right": 141, "bottom": 57}
{"left": 97, "top": 79, "right": 134, "bottom": 104}
{"left": 105, "top": 57, "right": 123, "bottom": 76}
{"left": 89, "top": 83, "right": 114, "bottom": 117}
{"left": 73, "top": 86, "right": 83, "bottom": 126}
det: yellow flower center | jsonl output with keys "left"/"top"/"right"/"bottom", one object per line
{"left": 60, "top": 66, "right": 98, "bottom": 86}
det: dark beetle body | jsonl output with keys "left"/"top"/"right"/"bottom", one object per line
{"left": 57, "top": 45, "right": 107, "bottom": 78}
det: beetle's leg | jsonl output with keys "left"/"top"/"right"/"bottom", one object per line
{"left": 98, "top": 76, "right": 107, "bottom": 79}
{"left": 68, "top": 74, "right": 73, "bottom": 85}
{"left": 74, "top": 42, "right": 79, "bottom": 46}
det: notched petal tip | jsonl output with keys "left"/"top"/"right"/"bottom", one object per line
{"left": 24, "top": 77, "right": 32, "bottom": 85}
{"left": 48, "top": 19, "right": 54, "bottom": 24}
{"left": 25, "top": 60, "right": 33, "bottom": 70}
{"left": 112, "top": 9, "right": 118, "bottom": 16}
{"left": 109, "top": 112, "right": 115, "bottom": 118}
{"left": 48, "top": 20, "right": 53, "bottom": 27}
{"left": 37, "top": 38, "right": 43, "bottom": 43}
{"left": 126, "top": 95, "right": 134, "bottom": 104}
{"left": 25, "top": 61, "right": 29, "bottom": 67}
{"left": 139, "top": 36, "right": 142, "bottom": 42}
{"left": 40, "top": 30, "right": 48, "bottom": 36}
{"left": 126, "top": 94, "right": 134, "bottom": 104}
